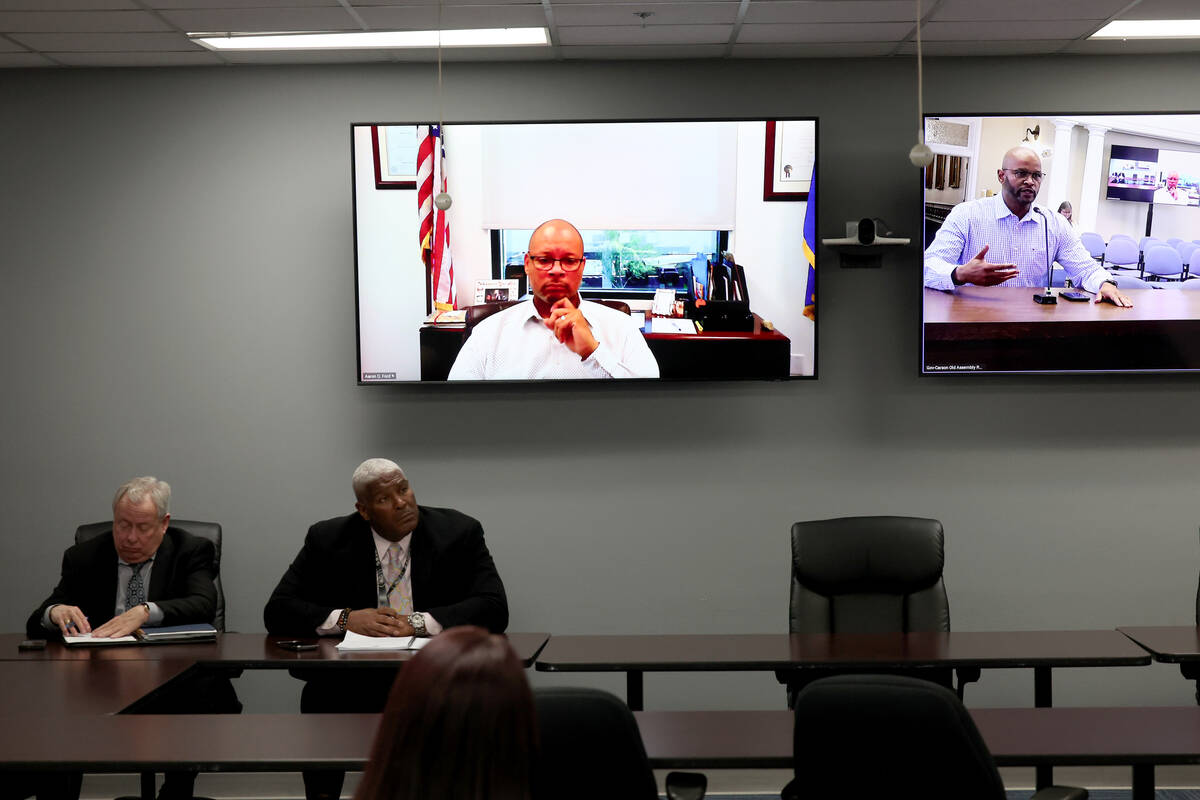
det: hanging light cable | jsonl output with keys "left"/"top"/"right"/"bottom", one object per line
{"left": 434, "top": 0, "right": 453, "bottom": 210}
{"left": 908, "top": 0, "right": 934, "bottom": 168}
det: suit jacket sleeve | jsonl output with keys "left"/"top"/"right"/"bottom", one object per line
{"left": 263, "top": 521, "right": 342, "bottom": 636}
{"left": 419, "top": 511, "right": 509, "bottom": 634}
{"left": 26, "top": 546, "right": 90, "bottom": 639}
{"left": 152, "top": 533, "right": 218, "bottom": 627}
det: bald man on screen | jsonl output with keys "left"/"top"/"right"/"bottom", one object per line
{"left": 448, "top": 219, "right": 660, "bottom": 380}
{"left": 924, "top": 146, "right": 1132, "bottom": 307}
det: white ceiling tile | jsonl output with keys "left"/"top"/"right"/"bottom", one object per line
{"left": 158, "top": 7, "right": 359, "bottom": 33}
{"left": 896, "top": 39, "right": 1075, "bottom": 56}
{"left": 558, "top": 23, "right": 730, "bottom": 45}
{"left": 738, "top": 21, "right": 914, "bottom": 43}
{"left": 560, "top": 42, "right": 727, "bottom": 58}
{"left": 932, "top": 0, "right": 1127, "bottom": 22}
{"left": 1113, "top": 0, "right": 1200, "bottom": 19}
{"left": 0, "top": 50, "right": 55, "bottom": 64}
{"left": 744, "top": 1, "right": 916, "bottom": 25}
{"left": 920, "top": 19, "right": 1096, "bottom": 40}
{"left": 53, "top": 49, "right": 225, "bottom": 65}
{"left": 732, "top": 41, "right": 898, "bottom": 57}
{"left": 357, "top": 5, "right": 547, "bottom": 29}
{"left": 0, "top": 10, "right": 170, "bottom": 32}
{"left": 9, "top": 31, "right": 195, "bottom": 51}
{"left": 552, "top": 3, "right": 739, "bottom": 26}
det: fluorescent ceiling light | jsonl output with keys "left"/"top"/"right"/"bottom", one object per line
{"left": 192, "top": 28, "right": 549, "bottom": 51}
{"left": 1090, "top": 19, "right": 1200, "bottom": 39}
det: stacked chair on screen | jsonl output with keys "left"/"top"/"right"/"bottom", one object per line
{"left": 1143, "top": 245, "right": 1186, "bottom": 281}
{"left": 1079, "top": 232, "right": 1106, "bottom": 261}
{"left": 1103, "top": 238, "right": 1139, "bottom": 273}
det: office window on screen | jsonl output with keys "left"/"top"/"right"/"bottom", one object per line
{"left": 496, "top": 228, "right": 722, "bottom": 295}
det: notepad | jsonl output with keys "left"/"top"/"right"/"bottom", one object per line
{"left": 63, "top": 633, "right": 139, "bottom": 646}
{"left": 335, "top": 631, "right": 430, "bottom": 652}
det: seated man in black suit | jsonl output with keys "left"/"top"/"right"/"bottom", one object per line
{"left": 264, "top": 457, "right": 508, "bottom": 800}
{"left": 25, "top": 476, "right": 240, "bottom": 800}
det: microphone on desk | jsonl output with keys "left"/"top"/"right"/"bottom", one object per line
{"left": 1031, "top": 207, "right": 1057, "bottom": 305}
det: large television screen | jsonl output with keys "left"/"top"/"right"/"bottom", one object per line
{"left": 353, "top": 118, "right": 817, "bottom": 384}
{"left": 921, "top": 113, "right": 1200, "bottom": 375}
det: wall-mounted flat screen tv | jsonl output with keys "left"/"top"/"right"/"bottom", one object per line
{"left": 921, "top": 113, "right": 1200, "bottom": 375}
{"left": 353, "top": 118, "right": 817, "bottom": 384}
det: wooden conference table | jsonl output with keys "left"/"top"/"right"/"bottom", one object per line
{"left": 1119, "top": 626, "right": 1200, "bottom": 683}
{"left": 923, "top": 285, "right": 1200, "bottom": 372}
{"left": 534, "top": 631, "right": 1151, "bottom": 711}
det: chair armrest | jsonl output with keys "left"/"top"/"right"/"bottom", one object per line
{"left": 665, "top": 771, "right": 707, "bottom": 800}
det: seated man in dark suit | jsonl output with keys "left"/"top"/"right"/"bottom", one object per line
{"left": 25, "top": 476, "right": 240, "bottom": 800}
{"left": 264, "top": 457, "right": 509, "bottom": 800}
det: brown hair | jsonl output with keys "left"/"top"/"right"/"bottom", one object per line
{"left": 354, "top": 626, "right": 536, "bottom": 800}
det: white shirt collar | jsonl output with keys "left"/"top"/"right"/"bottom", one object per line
{"left": 371, "top": 529, "right": 411, "bottom": 559}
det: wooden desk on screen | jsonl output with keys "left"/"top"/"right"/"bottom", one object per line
{"left": 923, "top": 286, "right": 1200, "bottom": 372}
{"left": 419, "top": 313, "right": 791, "bottom": 380}
{"left": 1119, "top": 626, "right": 1200, "bottom": 685}
{"left": 534, "top": 631, "right": 1149, "bottom": 711}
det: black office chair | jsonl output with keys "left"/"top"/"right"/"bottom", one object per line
{"left": 781, "top": 674, "right": 1086, "bottom": 800}
{"left": 464, "top": 298, "right": 632, "bottom": 336}
{"left": 778, "top": 516, "right": 978, "bottom": 705}
{"left": 76, "top": 518, "right": 225, "bottom": 631}
{"left": 77, "top": 519, "right": 232, "bottom": 800}
{"left": 533, "top": 687, "right": 706, "bottom": 800}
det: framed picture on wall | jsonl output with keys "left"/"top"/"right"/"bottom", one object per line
{"left": 764, "top": 120, "right": 815, "bottom": 200}
{"left": 372, "top": 125, "right": 419, "bottom": 189}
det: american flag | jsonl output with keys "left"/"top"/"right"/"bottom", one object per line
{"left": 416, "top": 125, "right": 456, "bottom": 312}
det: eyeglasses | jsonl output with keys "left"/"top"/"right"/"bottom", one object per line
{"left": 529, "top": 255, "right": 585, "bottom": 271}
{"left": 1003, "top": 168, "right": 1045, "bottom": 182}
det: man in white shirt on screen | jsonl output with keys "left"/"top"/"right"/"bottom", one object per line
{"left": 447, "top": 218, "right": 660, "bottom": 380}
{"left": 923, "top": 146, "right": 1132, "bottom": 307}
{"left": 1153, "top": 171, "right": 1192, "bottom": 206}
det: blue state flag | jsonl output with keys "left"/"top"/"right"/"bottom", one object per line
{"left": 802, "top": 164, "right": 816, "bottom": 321}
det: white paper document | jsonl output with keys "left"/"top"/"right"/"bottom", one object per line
{"left": 649, "top": 318, "right": 697, "bottom": 334}
{"left": 63, "top": 633, "right": 139, "bottom": 646}
{"left": 335, "top": 631, "right": 431, "bottom": 652}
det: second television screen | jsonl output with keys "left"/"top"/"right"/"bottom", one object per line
{"left": 354, "top": 118, "right": 817, "bottom": 384}
{"left": 921, "top": 113, "right": 1200, "bottom": 374}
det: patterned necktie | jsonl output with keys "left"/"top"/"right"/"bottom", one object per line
{"left": 388, "top": 544, "right": 413, "bottom": 615}
{"left": 125, "top": 561, "right": 147, "bottom": 611}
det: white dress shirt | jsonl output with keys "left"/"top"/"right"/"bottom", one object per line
{"left": 447, "top": 298, "right": 660, "bottom": 380}
{"left": 315, "top": 530, "right": 442, "bottom": 636}
{"left": 924, "top": 194, "right": 1113, "bottom": 293}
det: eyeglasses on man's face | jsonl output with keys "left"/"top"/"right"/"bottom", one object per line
{"left": 1003, "top": 168, "right": 1045, "bottom": 182}
{"left": 529, "top": 255, "right": 585, "bottom": 271}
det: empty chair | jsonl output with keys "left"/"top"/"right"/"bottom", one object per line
{"left": 779, "top": 516, "right": 976, "bottom": 705}
{"left": 1168, "top": 237, "right": 1184, "bottom": 247}
{"left": 1110, "top": 233, "right": 1135, "bottom": 242}
{"left": 1103, "top": 238, "right": 1140, "bottom": 272}
{"left": 1140, "top": 236, "right": 1165, "bottom": 253}
{"left": 1144, "top": 245, "right": 1185, "bottom": 281}
{"left": 781, "top": 675, "right": 1087, "bottom": 800}
{"left": 1079, "top": 232, "right": 1106, "bottom": 260}
{"left": 1176, "top": 241, "right": 1199, "bottom": 278}
{"left": 1193, "top": 239, "right": 1200, "bottom": 247}
{"left": 1179, "top": 279, "right": 1200, "bottom": 290}
{"left": 534, "top": 687, "right": 705, "bottom": 800}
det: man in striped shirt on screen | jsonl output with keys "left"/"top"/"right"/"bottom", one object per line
{"left": 924, "top": 146, "right": 1132, "bottom": 308}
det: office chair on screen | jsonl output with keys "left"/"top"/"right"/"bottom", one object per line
{"left": 778, "top": 516, "right": 978, "bottom": 706}
{"left": 464, "top": 298, "right": 632, "bottom": 336}
{"left": 533, "top": 687, "right": 706, "bottom": 800}
{"left": 781, "top": 675, "right": 1086, "bottom": 800}
{"left": 77, "top": 519, "right": 235, "bottom": 800}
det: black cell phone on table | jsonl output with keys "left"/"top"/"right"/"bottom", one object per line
{"left": 1060, "top": 291, "right": 1090, "bottom": 302}
{"left": 19, "top": 639, "right": 47, "bottom": 651}
{"left": 276, "top": 640, "right": 319, "bottom": 652}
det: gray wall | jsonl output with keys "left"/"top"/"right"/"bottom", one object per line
{"left": 3, "top": 56, "right": 1198, "bottom": 712}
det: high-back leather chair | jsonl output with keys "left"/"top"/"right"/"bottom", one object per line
{"left": 781, "top": 675, "right": 1086, "bottom": 800}
{"left": 464, "top": 298, "right": 632, "bottom": 336}
{"left": 76, "top": 519, "right": 225, "bottom": 631}
{"left": 780, "top": 516, "right": 976, "bottom": 704}
{"left": 533, "top": 687, "right": 705, "bottom": 800}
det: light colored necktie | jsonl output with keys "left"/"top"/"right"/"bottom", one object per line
{"left": 388, "top": 544, "right": 413, "bottom": 615}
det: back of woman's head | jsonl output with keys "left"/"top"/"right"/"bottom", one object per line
{"left": 355, "top": 626, "right": 536, "bottom": 800}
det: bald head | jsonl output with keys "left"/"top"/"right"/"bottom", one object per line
{"left": 1002, "top": 146, "right": 1041, "bottom": 172}
{"left": 529, "top": 219, "right": 583, "bottom": 251}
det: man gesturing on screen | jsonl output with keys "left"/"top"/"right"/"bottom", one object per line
{"left": 448, "top": 218, "right": 660, "bottom": 380}
{"left": 924, "top": 146, "right": 1132, "bottom": 307}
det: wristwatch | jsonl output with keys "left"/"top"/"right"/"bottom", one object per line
{"left": 409, "top": 612, "right": 427, "bottom": 637}
{"left": 1102, "top": 278, "right": 1118, "bottom": 289}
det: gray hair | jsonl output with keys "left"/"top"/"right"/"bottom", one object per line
{"left": 352, "top": 458, "right": 406, "bottom": 502}
{"left": 113, "top": 476, "right": 171, "bottom": 520}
